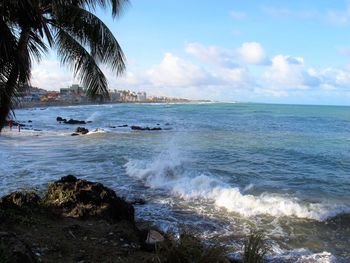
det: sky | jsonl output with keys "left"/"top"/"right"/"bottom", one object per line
{"left": 31, "top": 0, "right": 350, "bottom": 105}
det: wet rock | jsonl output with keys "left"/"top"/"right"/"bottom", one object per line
{"left": 64, "top": 119, "right": 86, "bottom": 125}
{"left": 56, "top": 116, "right": 66, "bottom": 122}
{"left": 71, "top": 133, "right": 79, "bottom": 136}
{"left": 146, "top": 230, "right": 164, "bottom": 245}
{"left": 131, "top": 126, "right": 162, "bottom": 131}
{"left": 75, "top": 127, "right": 89, "bottom": 135}
{"left": 0, "top": 191, "right": 41, "bottom": 208}
{"left": 0, "top": 232, "right": 37, "bottom": 263}
{"left": 109, "top": 126, "right": 116, "bottom": 129}
{"left": 43, "top": 175, "right": 134, "bottom": 223}
{"left": 118, "top": 124, "right": 128, "bottom": 127}
{"left": 28, "top": 120, "right": 32, "bottom": 123}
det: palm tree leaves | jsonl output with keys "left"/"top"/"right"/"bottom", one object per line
{"left": 0, "top": 0, "right": 128, "bottom": 130}
{"left": 55, "top": 29, "right": 109, "bottom": 99}
{"left": 54, "top": 5, "right": 126, "bottom": 74}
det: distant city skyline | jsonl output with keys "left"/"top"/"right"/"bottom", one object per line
{"left": 31, "top": 0, "right": 350, "bottom": 105}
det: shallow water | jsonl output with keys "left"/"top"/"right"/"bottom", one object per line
{"left": 0, "top": 103, "right": 349, "bottom": 262}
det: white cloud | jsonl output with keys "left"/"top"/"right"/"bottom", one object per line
{"left": 147, "top": 53, "right": 216, "bottom": 87}
{"left": 31, "top": 60, "right": 74, "bottom": 90}
{"left": 237, "top": 42, "right": 267, "bottom": 65}
{"left": 185, "top": 43, "right": 237, "bottom": 68}
{"left": 186, "top": 42, "right": 268, "bottom": 67}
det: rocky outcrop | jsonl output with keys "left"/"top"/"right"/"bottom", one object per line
{"left": 71, "top": 127, "right": 89, "bottom": 136}
{"left": 64, "top": 119, "right": 86, "bottom": 125}
{"left": 43, "top": 175, "right": 134, "bottom": 223}
{"left": 56, "top": 117, "right": 86, "bottom": 124}
{"left": 56, "top": 116, "right": 66, "bottom": 122}
{"left": 131, "top": 126, "right": 162, "bottom": 131}
{"left": 0, "top": 191, "right": 41, "bottom": 209}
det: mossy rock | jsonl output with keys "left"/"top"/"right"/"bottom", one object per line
{"left": 43, "top": 175, "right": 134, "bottom": 223}
{"left": 0, "top": 191, "right": 41, "bottom": 209}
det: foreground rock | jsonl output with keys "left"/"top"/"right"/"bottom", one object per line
{"left": 43, "top": 175, "right": 134, "bottom": 222}
{"left": 0, "top": 176, "right": 232, "bottom": 263}
{"left": 0, "top": 232, "right": 37, "bottom": 263}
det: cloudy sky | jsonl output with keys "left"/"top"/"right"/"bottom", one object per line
{"left": 32, "top": 0, "right": 350, "bottom": 105}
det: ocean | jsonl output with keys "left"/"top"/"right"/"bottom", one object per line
{"left": 0, "top": 102, "right": 349, "bottom": 262}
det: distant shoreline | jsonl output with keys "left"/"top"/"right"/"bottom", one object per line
{"left": 15, "top": 99, "right": 214, "bottom": 110}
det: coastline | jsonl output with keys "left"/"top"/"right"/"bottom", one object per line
{"left": 15, "top": 99, "right": 206, "bottom": 110}
{"left": 0, "top": 175, "right": 237, "bottom": 263}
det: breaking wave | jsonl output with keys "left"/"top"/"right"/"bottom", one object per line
{"left": 124, "top": 149, "right": 350, "bottom": 221}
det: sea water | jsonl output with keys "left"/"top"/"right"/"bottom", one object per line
{"left": 0, "top": 102, "right": 349, "bottom": 262}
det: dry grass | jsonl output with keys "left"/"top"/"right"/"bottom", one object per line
{"left": 151, "top": 231, "right": 230, "bottom": 263}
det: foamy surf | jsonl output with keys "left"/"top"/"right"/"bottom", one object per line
{"left": 124, "top": 152, "right": 349, "bottom": 221}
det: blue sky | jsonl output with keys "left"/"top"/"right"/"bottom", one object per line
{"left": 32, "top": 0, "right": 350, "bottom": 105}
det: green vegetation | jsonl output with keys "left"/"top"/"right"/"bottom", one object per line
{"left": 0, "top": 0, "right": 129, "bottom": 130}
{"left": 243, "top": 232, "right": 269, "bottom": 263}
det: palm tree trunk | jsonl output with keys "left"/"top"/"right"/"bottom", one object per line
{"left": 0, "top": 27, "right": 30, "bottom": 132}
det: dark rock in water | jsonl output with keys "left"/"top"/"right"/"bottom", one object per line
{"left": 28, "top": 120, "right": 32, "bottom": 123}
{"left": 56, "top": 116, "right": 67, "bottom": 122}
{"left": 0, "top": 191, "right": 41, "bottom": 208}
{"left": 43, "top": 175, "right": 134, "bottom": 223}
{"left": 75, "top": 127, "right": 89, "bottom": 134}
{"left": 131, "top": 126, "right": 162, "bottom": 131}
{"left": 109, "top": 126, "right": 116, "bottom": 129}
{"left": 86, "top": 121, "right": 92, "bottom": 123}
{"left": 64, "top": 119, "right": 86, "bottom": 125}
{"left": 118, "top": 124, "right": 128, "bottom": 127}
{"left": 131, "top": 125, "right": 143, "bottom": 130}
{"left": 71, "top": 133, "right": 79, "bottom": 136}
{"left": 33, "top": 129, "right": 42, "bottom": 131}
{"left": 0, "top": 232, "right": 37, "bottom": 263}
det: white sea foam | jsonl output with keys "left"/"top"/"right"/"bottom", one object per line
{"left": 87, "top": 128, "right": 106, "bottom": 134}
{"left": 124, "top": 149, "right": 350, "bottom": 221}
{"left": 267, "top": 248, "right": 337, "bottom": 263}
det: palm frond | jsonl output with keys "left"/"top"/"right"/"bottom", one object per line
{"left": 55, "top": 29, "right": 109, "bottom": 99}
{"left": 64, "top": 0, "right": 129, "bottom": 17}
{"left": 55, "top": 5, "right": 126, "bottom": 74}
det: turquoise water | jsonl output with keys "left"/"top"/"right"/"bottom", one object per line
{"left": 0, "top": 103, "right": 349, "bottom": 262}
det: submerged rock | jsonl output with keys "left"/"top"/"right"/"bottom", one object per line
{"left": 75, "top": 127, "right": 89, "bottom": 134}
{"left": 131, "top": 126, "right": 162, "bottom": 131}
{"left": 43, "top": 175, "right": 134, "bottom": 223}
{"left": 56, "top": 116, "right": 66, "bottom": 122}
{"left": 64, "top": 119, "right": 86, "bottom": 125}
